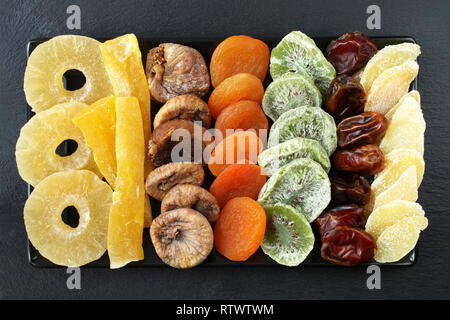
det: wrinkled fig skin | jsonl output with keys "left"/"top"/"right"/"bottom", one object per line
{"left": 161, "top": 184, "right": 220, "bottom": 223}
{"left": 146, "top": 43, "right": 210, "bottom": 103}
{"left": 145, "top": 162, "right": 205, "bottom": 201}
{"left": 150, "top": 208, "right": 214, "bottom": 268}
{"left": 148, "top": 119, "right": 214, "bottom": 167}
{"left": 153, "top": 94, "right": 211, "bottom": 129}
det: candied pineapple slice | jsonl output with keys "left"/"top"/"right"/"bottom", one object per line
{"left": 379, "top": 95, "right": 425, "bottom": 156}
{"left": 374, "top": 215, "right": 428, "bottom": 263}
{"left": 73, "top": 96, "right": 117, "bottom": 187}
{"left": 365, "top": 60, "right": 419, "bottom": 115}
{"left": 99, "top": 34, "right": 152, "bottom": 176}
{"left": 372, "top": 148, "right": 425, "bottom": 199}
{"left": 373, "top": 166, "right": 418, "bottom": 210}
{"left": 24, "top": 170, "right": 113, "bottom": 267}
{"left": 361, "top": 43, "right": 421, "bottom": 93}
{"left": 107, "top": 97, "right": 145, "bottom": 269}
{"left": 24, "top": 35, "right": 113, "bottom": 113}
{"left": 365, "top": 200, "right": 425, "bottom": 240}
{"left": 16, "top": 102, "right": 101, "bottom": 186}
{"left": 385, "top": 90, "right": 420, "bottom": 122}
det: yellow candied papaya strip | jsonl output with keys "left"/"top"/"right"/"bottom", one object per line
{"left": 107, "top": 97, "right": 145, "bottom": 269}
{"left": 99, "top": 34, "right": 153, "bottom": 176}
{"left": 73, "top": 96, "right": 117, "bottom": 188}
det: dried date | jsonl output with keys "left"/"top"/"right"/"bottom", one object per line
{"left": 314, "top": 204, "right": 367, "bottom": 237}
{"left": 325, "top": 75, "right": 366, "bottom": 121}
{"left": 326, "top": 31, "right": 378, "bottom": 75}
{"left": 329, "top": 171, "right": 371, "bottom": 206}
{"left": 321, "top": 226, "right": 376, "bottom": 266}
{"left": 337, "top": 111, "right": 387, "bottom": 149}
{"left": 333, "top": 144, "right": 385, "bottom": 175}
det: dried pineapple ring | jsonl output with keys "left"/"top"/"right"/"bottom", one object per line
{"left": 16, "top": 102, "right": 100, "bottom": 186}
{"left": 24, "top": 35, "right": 113, "bottom": 113}
{"left": 24, "top": 170, "right": 113, "bottom": 267}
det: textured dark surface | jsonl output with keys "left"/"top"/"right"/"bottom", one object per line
{"left": 1, "top": 0, "right": 450, "bottom": 299}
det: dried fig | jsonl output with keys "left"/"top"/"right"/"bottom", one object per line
{"left": 161, "top": 184, "right": 220, "bottom": 223}
{"left": 149, "top": 119, "right": 214, "bottom": 167}
{"left": 150, "top": 208, "right": 214, "bottom": 268}
{"left": 146, "top": 43, "right": 210, "bottom": 103}
{"left": 153, "top": 94, "right": 211, "bottom": 129}
{"left": 145, "top": 162, "right": 204, "bottom": 200}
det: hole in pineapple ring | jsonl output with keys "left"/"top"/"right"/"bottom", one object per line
{"left": 62, "top": 69, "right": 86, "bottom": 91}
{"left": 61, "top": 206, "right": 80, "bottom": 229}
{"left": 55, "top": 139, "right": 78, "bottom": 157}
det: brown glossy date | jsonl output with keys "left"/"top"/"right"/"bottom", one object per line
{"left": 321, "top": 226, "right": 376, "bottom": 266}
{"left": 326, "top": 31, "right": 378, "bottom": 75}
{"left": 325, "top": 75, "right": 366, "bottom": 121}
{"left": 337, "top": 112, "right": 387, "bottom": 149}
{"left": 329, "top": 171, "right": 371, "bottom": 206}
{"left": 314, "top": 204, "right": 367, "bottom": 237}
{"left": 333, "top": 144, "right": 385, "bottom": 175}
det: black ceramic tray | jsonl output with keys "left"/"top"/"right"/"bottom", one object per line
{"left": 26, "top": 36, "right": 418, "bottom": 268}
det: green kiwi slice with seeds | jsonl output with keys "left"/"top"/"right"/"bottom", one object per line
{"left": 261, "top": 73, "right": 322, "bottom": 121}
{"left": 269, "top": 30, "right": 336, "bottom": 96}
{"left": 258, "top": 158, "right": 331, "bottom": 223}
{"left": 261, "top": 203, "right": 315, "bottom": 267}
{"left": 267, "top": 105, "right": 337, "bottom": 156}
{"left": 258, "top": 137, "right": 330, "bottom": 176}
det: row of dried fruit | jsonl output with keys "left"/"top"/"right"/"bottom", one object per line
{"left": 144, "top": 36, "right": 269, "bottom": 266}
{"left": 317, "top": 32, "right": 427, "bottom": 265}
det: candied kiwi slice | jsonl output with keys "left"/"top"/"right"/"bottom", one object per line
{"left": 258, "top": 137, "right": 331, "bottom": 176}
{"left": 145, "top": 162, "right": 205, "bottom": 201}
{"left": 161, "top": 184, "right": 220, "bottom": 223}
{"left": 270, "top": 31, "right": 336, "bottom": 95}
{"left": 261, "top": 203, "right": 314, "bottom": 267}
{"left": 261, "top": 73, "right": 322, "bottom": 121}
{"left": 258, "top": 158, "right": 331, "bottom": 222}
{"left": 267, "top": 105, "right": 337, "bottom": 156}
{"left": 150, "top": 208, "right": 214, "bottom": 268}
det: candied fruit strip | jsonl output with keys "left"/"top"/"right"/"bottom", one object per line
{"left": 73, "top": 96, "right": 117, "bottom": 188}
{"left": 100, "top": 34, "right": 153, "bottom": 176}
{"left": 107, "top": 97, "right": 145, "bottom": 269}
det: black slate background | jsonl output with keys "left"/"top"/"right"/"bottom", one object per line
{"left": 1, "top": 0, "right": 449, "bottom": 300}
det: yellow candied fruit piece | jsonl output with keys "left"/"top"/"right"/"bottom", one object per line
{"left": 24, "top": 35, "right": 113, "bottom": 113}
{"left": 73, "top": 96, "right": 117, "bottom": 188}
{"left": 372, "top": 148, "right": 424, "bottom": 199}
{"left": 364, "top": 60, "right": 419, "bottom": 115}
{"left": 379, "top": 95, "right": 425, "bottom": 156}
{"left": 385, "top": 90, "right": 420, "bottom": 122}
{"left": 373, "top": 166, "right": 418, "bottom": 211}
{"left": 360, "top": 43, "right": 421, "bottom": 93}
{"left": 107, "top": 97, "right": 146, "bottom": 269}
{"left": 24, "top": 170, "right": 112, "bottom": 267}
{"left": 99, "top": 34, "right": 152, "bottom": 176}
{"left": 374, "top": 215, "right": 428, "bottom": 263}
{"left": 16, "top": 102, "right": 101, "bottom": 186}
{"left": 365, "top": 200, "right": 425, "bottom": 240}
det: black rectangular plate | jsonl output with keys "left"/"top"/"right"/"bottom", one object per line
{"left": 26, "top": 36, "right": 418, "bottom": 268}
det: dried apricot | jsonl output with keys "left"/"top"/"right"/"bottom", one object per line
{"left": 215, "top": 100, "right": 268, "bottom": 140}
{"left": 209, "top": 163, "right": 266, "bottom": 208}
{"left": 210, "top": 35, "right": 269, "bottom": 88}
{"left": 208, "top": 73, "right": 264, "bottom": 119}
{"left": 208, "top": 130, "right": 264, "bottom": 177}
{"left": 214, "top": 197, "right": 266, "bottom": 261}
